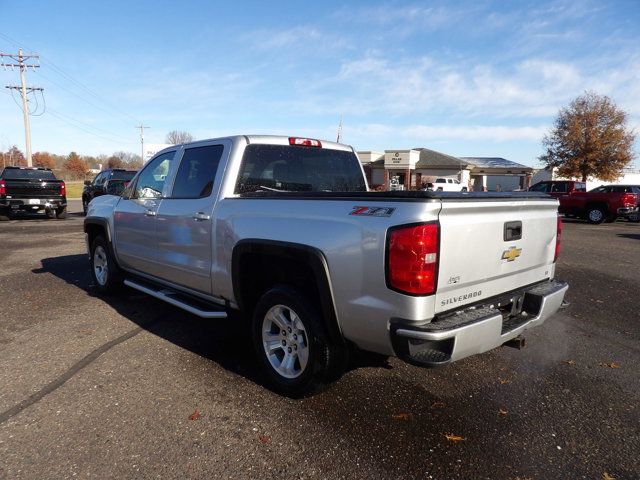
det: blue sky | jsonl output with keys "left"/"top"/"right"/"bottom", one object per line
{"left": 0, "top": 0, "right": 639, "bottom": 167}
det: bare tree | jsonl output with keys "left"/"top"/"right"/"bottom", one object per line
{"left": 165, "top": 130, "right": 194, "bottom": 144}
{"left": 540, "top": 92, "right": 636, "bottom": 181}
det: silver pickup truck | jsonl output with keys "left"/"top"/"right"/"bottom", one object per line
{"left": 84, "top": 135, "right": 568, "bottom": 395}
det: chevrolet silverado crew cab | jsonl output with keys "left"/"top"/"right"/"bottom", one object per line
{"left": 84, "top": 135, "right": 568, "bottom": 395}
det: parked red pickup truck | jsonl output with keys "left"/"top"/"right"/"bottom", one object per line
{"left": 559, "top": 185, "right": 640, "bottom": 224}
{"left": 529, "top": 180, "right": 586, "bottom": 199}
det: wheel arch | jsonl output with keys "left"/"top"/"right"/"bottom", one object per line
{"left": 232, "top": 239, "right": 344, "bottom": 346}
{"left": 84, "top": 217, "right": 112, "bottom": 247}
{"left": 585, "top": 202, "right": 609, "bottom": 213}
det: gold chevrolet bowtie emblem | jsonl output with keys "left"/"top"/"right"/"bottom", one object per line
{"left": 502, "top": 246, "right": 522, "bottom": 262}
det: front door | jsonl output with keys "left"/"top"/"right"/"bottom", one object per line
{"left": 155, "top": 143, "right": 226, "bottom": 294}
{"left": 113, "top": 150, "right": 176, "bottom": 276}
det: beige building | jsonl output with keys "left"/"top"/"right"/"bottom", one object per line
{"left": 358, "top": 147, "right": 534, "bottom": 191}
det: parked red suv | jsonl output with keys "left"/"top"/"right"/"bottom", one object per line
{"left": 529, "top": 180, "right": 586, "bottom": 198}
{"left": 558, "top": 185, "right": 640, "bottom": 224}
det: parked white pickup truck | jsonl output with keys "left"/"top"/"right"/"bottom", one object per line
{"left": 84, "top": 135, "right": 567, "bottom": 395}
{"left": 425, "top": 177, "right": 467, "bottom": 192}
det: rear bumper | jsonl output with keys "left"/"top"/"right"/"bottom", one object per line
{"left": 391, "top": 279, "right": 568, "bottom": 367}
{"left": 617, "top": 206, "right": 639, "bottom": 215}
{"left": 0, "top": 198, "right": 67, "bottom": 212}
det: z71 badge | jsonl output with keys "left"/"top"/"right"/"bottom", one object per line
{"left": 350, "top": 206, "right": 396, "bottom": 217}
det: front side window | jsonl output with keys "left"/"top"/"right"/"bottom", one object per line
{"left": 133, "top": 151, "right": 175, "bottom": 199}
{"left": 551, "top": 182, "right": 567, "bottom": 193}
{"left": 171, "top": 145, "right": 223, "bottom": 198}
{"left": 93, "top": 172, "right": 107, "bottom": 186}
{"left": 235, "top": 145, "right": 366, "bottom": 193}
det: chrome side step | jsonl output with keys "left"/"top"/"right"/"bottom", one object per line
{"left": 124, "top": 279, "right": 228, "bottom": 319}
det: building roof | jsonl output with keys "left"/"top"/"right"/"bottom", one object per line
{"left": 414, "top": 148, "right": 473, "bottom": 169}
{"left": 460, "top": 157, "right": 533, "bottom": 172}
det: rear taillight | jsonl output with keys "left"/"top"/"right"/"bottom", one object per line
{"left": 60, "top": 181, "right": 66, "bottom": 197}
{"left": 288, "top": 137, "right": 322, "bottom": 147}
{"left": 387, "top": 222, "right": 439, "bottom": 295}
{"left": 621, "top": 193, "right": 636, "bottom": 206}
{"left": 0, "top": 181, "right": 5, "bottom": 196}
{"left": 554, "top": 215, "right": 563, "bottom": 262}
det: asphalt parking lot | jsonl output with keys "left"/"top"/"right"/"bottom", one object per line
{"left": 0, "top": 200, "right": 638, "bottom": 480}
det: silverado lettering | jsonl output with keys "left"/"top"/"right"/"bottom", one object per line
{"left": 441, "top": 290, "right": 483, "bottom": 307}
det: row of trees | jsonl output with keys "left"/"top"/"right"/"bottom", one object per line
{"left": 0, "top": 148, "right": 143, "bottom": 180}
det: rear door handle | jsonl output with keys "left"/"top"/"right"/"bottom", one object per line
{"left": 145, "top": 209, "right": 157, "bottom": 217}
{"left": 193, "top": 212, "right": 210, "bottom": 221}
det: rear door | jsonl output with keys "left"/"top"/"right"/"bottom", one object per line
{"left": 435, "top": 198, "right": 559, "bottom": 313}
{"left": 154, "top": 141, "right": 227, "bottom": 293}
{"left": 113, "top": 150, "right": 177, "bottom": 276}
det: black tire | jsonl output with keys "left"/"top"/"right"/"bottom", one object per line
{"left": 90, "top": 235, "right": 123, "bottom": 293}
{"left": 251, "top": 285, "right": 343, "bottom": 397}
{"left": 461, "top": 187, "right": 468, "bottom": 192}
{"left": 82, "top": 199, "right": 88, "bottom": 216}
{"left": 0, "top": 210, "right": 9, "bottom": 221}
{"left": 628, "top": 212, "right": 640, "bottom": 223}
{"left": 55, "top": 207, "right": 67, "bottom": 219}
{"left": 586, "top": 207, "right": 606, "bottom": 224}
{"left": 45, "top": 208, "right": 55, "bottom": 219}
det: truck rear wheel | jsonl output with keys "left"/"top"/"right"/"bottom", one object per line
{"left": 56, "top": 207, "right": 67, "bottom": 219}
{"left": 90, "top": 235, "right": 123, "bottom": 293}
{"left": 586, "top": 207, "right": 606, "bottom": 224}
{"left": 252, "top": 285, "right": 340, "bottom": 397}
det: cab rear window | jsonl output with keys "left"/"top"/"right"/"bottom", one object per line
{"left": 235, "top": 145, "right": 366, "bottom": 193}
{"left": 2, "top": 168, "right": 57, "bottom": 180}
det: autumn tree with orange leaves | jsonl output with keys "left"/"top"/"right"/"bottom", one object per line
{"left": 63, "top": 152, "right": 88, "bottom": 179}
{"left": 540, "top": 92, "right": 636, "bottom": 182}
{"left": 32, "top": 152, "right": 56, "bottom": 169}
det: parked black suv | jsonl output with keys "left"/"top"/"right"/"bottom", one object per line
{"left": 82, "top": 168, "right": 137, "bottom": 215}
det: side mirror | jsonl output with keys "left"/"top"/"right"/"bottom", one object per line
{"left": 84, "top": 180, "right": 91, "bottom": 186}
{"left": 106, "top": 180, "right": 126, "bottom": 196}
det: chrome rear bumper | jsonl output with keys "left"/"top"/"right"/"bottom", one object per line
{"left": 391, "top": 280, "right": 568, "bottom": 366}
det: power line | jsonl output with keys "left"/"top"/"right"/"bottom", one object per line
{"left": 0, "top": 32, "right": 140, "bottom": 125}
{"left": 47, "top": 107, "right": 134, "bottom": 143}
{"left": 48, "top": 110, "right": 136, "bottom": 146}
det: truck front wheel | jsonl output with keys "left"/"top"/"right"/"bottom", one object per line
{"left": 252, "top": 285, "right": 338, "bottom": 397}
{"left": 90, "top": 235, "right": 123, "bottom": 293}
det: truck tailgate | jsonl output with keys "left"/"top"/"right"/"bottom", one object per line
{"left": 435, "top": 198, "right": 559, "bottom": 313}
{"left": 6, "top": 180, "right": 62, "bottom": 198}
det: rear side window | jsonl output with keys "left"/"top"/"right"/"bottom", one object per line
{"left": 110, "top": 171, "right": 137, "bottom": 181}
{"left": 529, "top": 182, "right": 550, "bottom": 192}
{"left": 235, "top": 145, "right": 366, "bottom": 193}
{"left": 134, "top": 151, "right": 175, "bottom": 199}
{"left": 551, "top": 182, "right": 567, "bottom": 193}
{"left": 575, "top": 183, "right": 586, "bottom": 192}
{"left": 590, "top": 186, "right": 610, "bottom": 193}
{"left": 171, "top": 145, "right": 223, "bottom": 198}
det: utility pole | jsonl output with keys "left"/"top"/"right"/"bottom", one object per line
{"left": 135, "top": 124, "right": 149, "bottom": 163}
{"left": 1, "top": 49, "right": 43, "bottom": 167}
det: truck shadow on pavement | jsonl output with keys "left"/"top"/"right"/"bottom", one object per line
{"left": 33, "top": 254, "right": 390, "bottom": 391}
